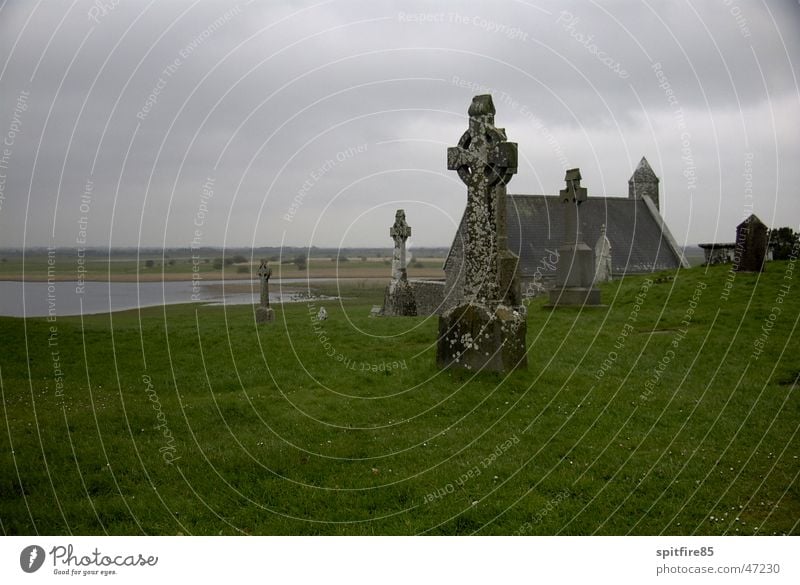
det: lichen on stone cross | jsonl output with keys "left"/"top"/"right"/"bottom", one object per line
{"left": 257, "top": 258, "right": 272, "bottom": 307}
{"left": 447, "top": 94, "right": 518, "bottom": 304}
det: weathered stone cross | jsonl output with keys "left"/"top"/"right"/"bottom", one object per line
{"left": 389, "top": 209, "right": 411, "bottom": 282}
{"left": 257, "top": 258, "right": 272, "bottom": 308}
{"left": 560, "top": 168, "right": 587, "bottom": 246}
{"left": 447, "top": 94, "right": 517, "bottom": 304}
{"left": 548, "top": 167, "right": 601, "bottom": 306}
{"left": 437, "top": 95, "right": 526, "bottom": 372}
{"left": 382, "top": 209, "right": 417, "bottom": 317}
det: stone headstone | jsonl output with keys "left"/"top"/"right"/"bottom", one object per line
{"left": 317, "top": 306, "right": 328, "bottom": 321}
{"left": 436, "top": 94, "right": 527, "bottom": 372}
{"left": 255, "top": 258, "right": 275, "bottom": 323}
{"left": 594, "top": 224, "right": 612, "bottom": 283}
{"left": 548, "top": 169, "right": 602, "bottom": 306}
{"left": 735, "top": 214, "right": 768, "bottom": 272}
{"left": 382, "top": 209, "right": 417, "bottom": 316}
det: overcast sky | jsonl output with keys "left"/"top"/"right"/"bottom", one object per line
{"left": 0, "top": 0, "right": 798, "bottom": 250}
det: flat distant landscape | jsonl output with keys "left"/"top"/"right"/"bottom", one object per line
{"left": 0, "top": 246, "right": 711, "bottom": 283}
{"left": 681, "top": 246, "right": 706, "bottom": 267}
{"left": 1, "top": 263, "right": 797, "bottom": 535}
{"left": 0, "top": 248, "right": 447, "bottom": 282}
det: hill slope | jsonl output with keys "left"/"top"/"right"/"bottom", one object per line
{"left": 0, "top": 262, "right": 797, "bottom": 535}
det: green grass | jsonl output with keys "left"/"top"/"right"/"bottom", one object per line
{"left": 0, "top": 263, "right": 797, "bottom": 535}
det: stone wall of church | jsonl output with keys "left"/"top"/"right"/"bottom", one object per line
{"left": 409, "top": 280, "right": 446, "bottom": 316}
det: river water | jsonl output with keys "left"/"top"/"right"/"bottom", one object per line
{"left": 0, "top": 279, "right": 328, "bottom": 317}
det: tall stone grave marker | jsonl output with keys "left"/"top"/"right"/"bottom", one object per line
{"left": 256, "top": 259, "right": 275, "bottom": 323}
{"left": 735, "top": 214, "right": 768, "bottom": 272}
{"left": 382, "top": 209, "right": 417, "bottom": 316}
{"left": 548, "top": 169, "right": 602, "bottom": 306}
{"left": 436, "top": 94, "right": 527, "bottom": 372}
{"left": 594, "top": 224, "right": 613, "bottom": 284}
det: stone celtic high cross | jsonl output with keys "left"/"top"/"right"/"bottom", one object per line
{"left": 382, "top": 209, "right": 417, "bottom": 316}
{"left": 447, "top": 94, "right": 518, "bottom": 304}
{"left": 389, "top": 209, "right": 411, "bottom": 282}
{"left": 256, "top": 258, "right": 275, "bottom": 323}
{"left": 437, "top": 95, "right": 526, "bottom": 372}
{"left": 547, "top": 168, "right": 602, "bottom": 306}
{"left": 257, "top": 258, "right": 272, "bottom": 307}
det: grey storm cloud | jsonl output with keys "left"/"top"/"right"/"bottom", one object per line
{"left": 0, "top": 0, "right": 798, "bottom": 249}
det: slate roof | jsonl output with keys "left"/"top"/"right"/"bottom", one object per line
{"left": 446, "top": 194, "right": 686, "bottom": 278}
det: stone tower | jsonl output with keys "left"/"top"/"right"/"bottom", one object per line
{"left": 628, "top": 156, "right": 660, "bottom": 210}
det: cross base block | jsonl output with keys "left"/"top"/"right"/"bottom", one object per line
{"left": 547, "top": 287, "right": 603, "bottom": 307}
{"left": 256, "top": 306, "right": 275, "bottom": 323}
{"left": 382, "top": 279, "right": 417, "bottom": 317}
{"left": 436, "top": 302, "right": 527, "bottom": 372}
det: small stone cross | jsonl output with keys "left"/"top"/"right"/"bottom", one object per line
{"left": 560, "top": 168, "right": 587, "bottom": 244}
{"left": 257, "top": 259, "right": 272, "bottom": 307}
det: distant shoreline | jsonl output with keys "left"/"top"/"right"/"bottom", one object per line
{"left": 0, "top": 253, "right": 446, "bottom": 282}
{"left": 0, "top": 273, "right": 407, "bottom": 283}
{"left": 0, "top": 272, "right": 253, "bottom": 283}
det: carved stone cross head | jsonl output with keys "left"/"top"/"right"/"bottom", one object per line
{"left": 560, "top": 168, "right": 587, "bottom": 204}
{"left": 390, "top": 209, "right": 411, "bottom": 240}
{"left": 257, "top": 259, "right": 272, "bottom": 280}
{"left": 447, "top": 94, "right": 518, "bottom": 189}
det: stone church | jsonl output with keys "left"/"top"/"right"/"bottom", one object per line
{"left": 441, "top": 157, "right": 688, "bottom": 307}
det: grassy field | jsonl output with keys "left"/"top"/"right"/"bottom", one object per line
{"left": 0, "top": 253, "right": 445, "bottom": 281}
{"left": 0, "top": 263, "right": 797, "bottom": 535}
